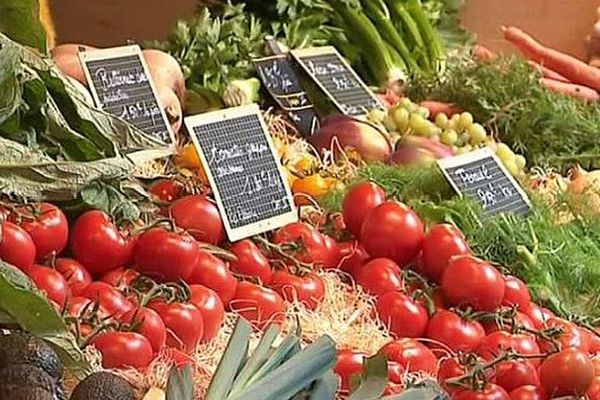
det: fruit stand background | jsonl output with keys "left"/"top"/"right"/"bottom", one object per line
{"left": 50, "top": 0, "right": 599, "bottom": 59}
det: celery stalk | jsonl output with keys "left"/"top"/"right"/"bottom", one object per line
{"left": 383, "top": 0, "right": 425, "bottom": 50}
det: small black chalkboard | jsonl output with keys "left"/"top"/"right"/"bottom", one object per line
{"left": 437, "top": 148, "right": 531, "bottom": 216}
{"left": 291, "top": 46, "right": 382, "bottom": 117}
{"left": 79, "top": 45, "right": 174, "bottom": 145}
{"left": 254, "top": 54, "right": 320, "bottom": 136}
{"left": 183, "top": 105, "right": 297, "bottom": 241}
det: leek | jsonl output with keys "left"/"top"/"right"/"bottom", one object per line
{"left": 405, "top": 0, "right": 445, "bottom": 72}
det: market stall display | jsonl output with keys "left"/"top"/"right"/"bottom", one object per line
{"left": 3, "top": 1, "right": 600, "bottom": 399}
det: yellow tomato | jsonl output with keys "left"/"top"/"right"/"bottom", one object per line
{"left": 292, "top": 174, "right": 337, "bottom": 205}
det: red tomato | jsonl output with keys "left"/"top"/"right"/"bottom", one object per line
{"left": 387, "top": 361, "right": 403, "bottom": 384}
{"left": 509, "top": 386, "right": 547, "bottom": 400}
{"left": 438, "top": 357, "right": 467, "bottom": 394}
{"left": 521, "top": 303, "right": 549, "bottom": 330}
{"left": 321, "top": 234, "right": 342, "bottom": 269}
{"left": 539, "top": 348, "right": 594, "bottom": 397}
{"left": 71, "top": 211, "right": 132, "bottom": 276}
{"left": 421, "top": 224, "right": 470, "bottom": 283}
{"left": 28, "top": 265, "right": 71, "bottom": 306}
{"left": 269, "top": 271, "right": 325, "bottom": 310}
{"left": 432, "top": 287, "right": 447, "bottom": 310}
{"left": 187, "top": 250, "right": 237, "bottom": 305}
{"left": 81, "top": 281, "right": 133, "bottom": 316}
{"left": 55, "top": 258, "right": 91, "bottom": 296}
{"left": 91, "top": 331, "right": 153, "bottom": 369}
{"left": 169, "top": 195, "right": 225, "bottom": 245}
{"left": 66, "top": 296, "right": 110, "bottom": 321}
{"left": 334, "top": 349, "right": 366, "bottom": 393}
{"left": 425, "top": 310, "right": 485, "bottom": 352}
{"left": 502, "top": 276, "right": 531, "bottom": 309}
{"left": 587, "top": 376, "right": 600, "bottom": 400}
{"left": 229, "top": 282, "right": 286, "bottom": 330}
{"left": 360, "top": 202, "right": 424, "bottom": 267}
{"left": 135, "top": 227, "right": 199, "bottom": 282}
{"left": 454, "top": 384, "right": 510, "bottom": 400}
{"left": 10, "top": 203, "right": 68, "bottom": 261}
{"left": 188, "top": 284, "right": 225, "bottom": 342}
{"left": 120, "top": 307, "right": 167, "bottom": 353}
{"left": 584, "top": 328, "right": 600, "bottom": 354}
{"left": 0, "top": 221, "right": 36, "bottom": 272}
{"left": 150, "top": 301, "right": 204, "bottom": 352}
{"left": 229, "top": 240, "right": 272, "bottom": 285}
{"left": 537, "top": 317, "right": 587, "bottom": 353}
{"left": 355, "top": 258, "right": 403, "bottom": 296}
{"left": 148, "top": 179, "right": 185, "bottom": 202}
{"left": 381, "top": 339, "right": 437, "bottom": 374}
{"left": 101, "top": 268, "right": 140, "bottom": 291}
{"left": 272, "top": 222, "right": 328, "bottom": 266}
{"left": 342, "top": 182, "right": 386, "bottom": 236}
{"left": 338, "top": 241, "right": 370, "bottom": 278}
{"left": 441, "top": 255, "right": 505, "bottom": 312}
{"left": 376, "top": 291, "right": 429, "bottom": 338}
{"left": 482, "top": 311, "right": 535, "bottom": 335}
{"left": 478, "top": 331, "right": 540, "bottom": 364}
{"left": 495, "top": 360, "right": 540, "bottom": 392}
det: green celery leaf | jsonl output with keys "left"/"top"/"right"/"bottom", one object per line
{"left": 166, "top": 365, "right": 195, "bottom": 400}
{"left": 347, "top": 353, "right": 388, "bottom": 400}
{"left": 0, "top": 0, "right": 46, "bottom": 52}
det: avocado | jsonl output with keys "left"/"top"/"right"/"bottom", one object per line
{"left": 0, "top": 331, "right": 63, "bottom": 381}
{"left": 70, "top": 372, "right": 135, "bottom": 400}
{"left": 0, "top": 364, "right": 57, "bottom": 399}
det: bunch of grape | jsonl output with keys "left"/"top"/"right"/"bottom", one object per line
{"left": 367, "top": 98, "right": 527, "bottom": 176}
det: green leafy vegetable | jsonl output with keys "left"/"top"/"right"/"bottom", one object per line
{"left": 0, "top": 0, "right": 46, "bottom": 52}
{"left": 78, "top": 181, "right": 141, "bottom": 223}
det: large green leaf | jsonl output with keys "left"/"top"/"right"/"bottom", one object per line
{"left": 0, "top": 0, "right": 46, "bottom": 52}
{"left": 0, "top": 40, "right": 22, "bottom": 125}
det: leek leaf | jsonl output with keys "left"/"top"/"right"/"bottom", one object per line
{"left": 347, "top": 353, "right": 388, "bottom": 400}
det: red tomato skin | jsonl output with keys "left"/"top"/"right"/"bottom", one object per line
{"left": 421, "top": 224, "right": 470, "bottom": 283}
{"left": 438, "top": 357, "right": 467, "bottom": 394}
{"left": 381, "top": 339, "right": 437, "bottom": 374}
{"left": 272, "top": 222, "right": 328, "bottom": 266}
{"left": 66, "top": 296, "right": 110, "bottom": 321}
{"left": 334, "top": 349, "right": 366, "bottom": 393}
{"left": 28, "top": 265, "right": 71, "bottom": 307}
{"left": 0, "top": 221, "right": 36, "bottom": 272}
{"left": 229, "top": 282, "right": 286, "bottom": 330}
{"left": 229, "top": 240, "right": 272, "bottom": 285}
{"left": 360, "top": 202, "right": 424, "bottom": 267}
{"left": 342, "top": 182, "right": 386, "bottom": 237}
{"left": 135, "top": 227, "right": 199, "bottom": 282}
{"left": 454, "top": 384, "right": 510, "bottom": 400}
{"left": 537, "top": 317, "right": 587, "bottom": 353}
{"left": 101, "top": 267, "right": 140, "bottom": 291}
{"left": 269, "top": 271, "right": 325, "bottom": 310}
{"left": 539, "top": 348, "right": 594, "bottom": 397}
{"left": 584, "top": 328, "right": 600, "bottom": 354}
{"left": 502, "top": 276, "right": 531, "bottom": 309}
{"left": 55, "top": 258, "right": 91, "bottom": 296}
{"left": 521, "top": 303, "right": 549, "bottom": 330}
{"left": 509, "top": 386, "right": 547, "bottom": 400}
{"left": 187, "top": 250, "right": 237, "bottom": 305}
{"left": 478, "top": 331, "right": 540, "bottom": 364}
{"left": 71, "top": 211, "right": 132, "bottom": 276}
{"left": 120, "top": 307, "right": 167, "bottom": 353}
{"left": 321, "top": 234, "right": 342, "bottom": 269}
{"left": 587, "top": 376, "right": 600, "bottom": 400}
{"left": 169, "top": 195, "right": 225, "bottom": 245}
{"left": 10, "top": 203, "right": 68, "bottom": 261}
{"left": 425, "top": 310, "right": 485, "bottom": 352}
{"left": 482, "top": 310, "right": 534, "bottom": 334}
{"left": 150, "top": 301, "right": 204, "bottom": 352}
{"left": 188, "top": 284, "right": 225, "bottom": 342}
{"left": 376, "top": 291, "right": 429, "bottom": 338}
{"left": 148, "top": 179, "right": 184, "bottom": 202}
{"left": 441, "top": 255, "right": 505, "bottom": 311}
{"left": 495, "top": 360, "right": 540, "bottom": 392}
{"left": 355, "top": 258, "right": 403, "bottom": 296}
{"left": 81, "top": 281, "right": 133, "bottom": 316}
{"left": 338, "top": 241, "right": 370, "bottom": 278}
{"left": 91, "top": 331, "right": 153, "bottom": 369}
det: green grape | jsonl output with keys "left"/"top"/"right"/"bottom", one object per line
{"left": 367, "top": 108, "right": 386, "bottom": 123}
{"left": 382, "top": 115, "right": 397, "bottom": 131}
{"left": 503, "top": 158, "right": 519, "bottom": 175}
{"left": 391, "top": 107, "right": 410, "bottom": 132}
{"left": 399, "top": 97, "right": 412, "bottom": 108}
{"left": 515, "top": 154, "right": 527, "bottom": 170}
{"left": 456, "top": 144, "right": 472, "bottom": 155}
{"left": 417, "top": 106, "right": 430, "bottom": 119}
{"left": 448, "top": 114, "right": 461, "bottom": 131}
{"left": 496, "top": 143, "right": 515, "bottom": 163}
{"left": 458, "top": 112, "right": 474, "bottom": 130}
{"left": 413, "top": 123, "right": 436, "bottom": 137}
{"left": 468, "top": 123, "right": 487, "bottom": 145}
{"left": 484, "top": 138, "right": 498, "bottom": 151}
{"left": 435, "top": 113, "right": 449, "bottom": 129}
{"left": 441, "top": 129, "right": 458, "bottom": 145}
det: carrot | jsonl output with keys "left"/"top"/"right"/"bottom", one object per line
{"left": 528, "top": 61, "right": 569, "bottom": 82}
{"left": 473, "top": 44, "right": 496, "bottom": 61}
{"left": 541, "top": 78, "right": 600, "bottom": 101}
{"left": 503, "top": 26, "right": 600, "bottom": 91}
{"left": 419, "top": 100, "right": 462, "bottom": 118}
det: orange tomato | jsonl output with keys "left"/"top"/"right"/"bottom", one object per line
{"left": 292, "top": 174, "right": 337, "bottom": 205}
{"left": 177, "top": 144, "right": 208, "bottom": 183}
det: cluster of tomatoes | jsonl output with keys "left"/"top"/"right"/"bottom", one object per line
{"left": 331, "top": 182, "right": 600, "bottom": 399}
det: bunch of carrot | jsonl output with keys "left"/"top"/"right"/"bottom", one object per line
{"left": 477, "top": 26, "right": 600, "bottom": 102}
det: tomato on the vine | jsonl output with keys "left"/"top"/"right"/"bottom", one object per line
{"left": 494, "top": 360, "right": 540, "bottom": 392}
{"left": 71, "top": 211, "right": 133, "bottom": 276}
{"left": 187, "top": 250, "right": 237, "bottom": 305}
{"left": 537, "top": 317, "right": 588, "bottom": 353}
{"left": 441, "top": 255, "right": 505, "bottom": 312}
{"left": 91, "top": 331, "right": 153, "bottom": 369}
{"left": 119, "top": 307, "right": 166, "bottom": 353}
{"left": 321, "top": 234, "right": 342, "bottom": 269}
{"left": 587, "top": 376, "right": 600, "bottom": 400}
{"left": 438, "top": 357, "right": 467, "bottom": 394}
{"left": 482, "top": 310, "right": 535, "bottom": 334}
{"left": 421, "top": 224, "right": 470, "bottom": 283}
{"left": 81, "top": 281, "right": 133, "bottom": 316}
{"left": 508, "top": 386, "right": 547, "bottom": 400}
{"left": 229, "top": 240, "right": 272, "bottom": 285}
{"left": 272, "top": 222, "right": 328, "bottom": 266}
{"left": 148, "top": 179, "right": 185, "bottom": 202}
{"left": 381, "top": 339, "right": 437, "bottom": 374}
{"left": 425, "top": 310, "right": 485, "bottom": 352}
{"left": 28, "top": 265, "right": 71, "bottom": 307}
{"left": 10, "top": 203, "right": 68, "bottom": 261}
{"left": 101, "top": 267, "right": 140, "bottom": 291}
{"left": 539, "top": 348, "right": 594, "bottom": 397}
{"left": 454, "top": 384, "right": 510, "bottom": 400}
{"left": 150, "top": 301, "right": 204, "bottom": 352}
{"left": 169, "top": 195, "right": 225, "bottom": 245}
{"left": 342, "top": 182, "right": 386, "bottom": 237}
{"left": 338, "top": 241, "right": 370, "bottom": 278}
{"left": 355, "top": 258, "right": 403, "bottom": 296}
{"left": 376, "top": 291, "right": 429, "bottom": 338}
{"left": 0, "top": 221, "right": 36, "bottom": 272}
{"left": 334, "top": 349, "right": 366, "bottom": 393}
{"left": 188, "top": 284, "right": 225, "bottom": 342}
{"left": 135, "top": 227, "right": 199, "bottom": 282}
{"left": 360, "top": 202, "right": 424, "bottom": 267}
{"left": 229, "top": 282, "right": 286, "bottom": 330}
{"left": 55, "top": 258, "right": 91, "bottom": 296}
{"left": 520, "top": 303, "right": 549, "bottom": 330}
{"left": 269, "top": 271, "right": 325, "bottom": 310}
{"left": 502, "top": 276, "right": 531, "bottom": 309}
{"left": 478, "top": 331, "right": 540, "bottom": 364}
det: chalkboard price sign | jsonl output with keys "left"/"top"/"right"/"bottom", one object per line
{"left": 437, "top": 148, "right": 531, "bottom": 216}
{"left": 79, "top": 45, "right": 175, "bottom": 146}
{"left": 291, "top": 46, "right": 382, "bottom": 117}
{"left": 184, "top": 104, "right": 297, "bottom": 241}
